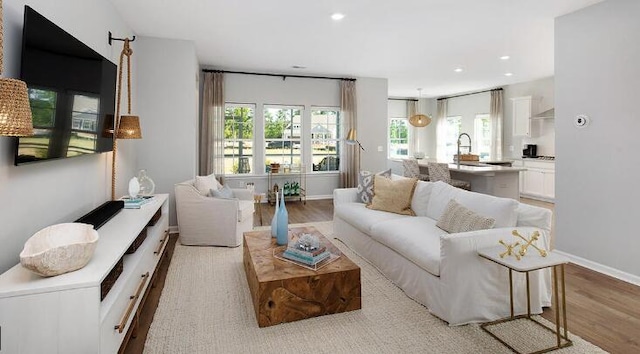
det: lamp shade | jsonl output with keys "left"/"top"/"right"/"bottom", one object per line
{"left": 409, "top": 113, "right": 432, "bottom": 128}
{"left": 345, "top": 128, "right": 357, "bottom": 145}
{"left": 116, "top": 115, "right": 142, "bottom": 139}
{"left": 0, "top": 78, "right": 33, "bottom": 136}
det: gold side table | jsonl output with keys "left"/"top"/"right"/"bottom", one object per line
{"left": 478, "top": 246, "right": 572, "bottom": 354}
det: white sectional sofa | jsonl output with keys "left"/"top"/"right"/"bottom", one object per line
{"left": 333, "top": 179, "right": 553, "bottom": 325}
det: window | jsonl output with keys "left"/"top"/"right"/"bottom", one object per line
{"left": 311, "top": 108, "right": 340, "bottom": 172}
{"left": 474, "top": 114, "right": 492, "bottom": 160}
{"left": 443, "top": 116, "right": 462, "bottom": 161}
{"left": 224, "top": 104, "right": 254, "bottom": 174}
{"left": 389, "top": 118, "right": 409, "bottom": 158}
{"left": 264, "top": 106, "right": 302, "bottom": 172}
{"left": 68, "top": 94, "right": 100, "bottom": 157}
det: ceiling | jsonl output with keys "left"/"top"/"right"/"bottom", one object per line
{"left": 108, "top": 0, "right": 603, "bottom": 98}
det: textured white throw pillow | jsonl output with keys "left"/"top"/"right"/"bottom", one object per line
{"left": 436, "top": 199, "right": 496, "bottom": 233}
{"left": 356, "top": 169, "right": 392, "bottom": 204}
{"left": 194, "top": 174, "right": 222, "bottom": 195}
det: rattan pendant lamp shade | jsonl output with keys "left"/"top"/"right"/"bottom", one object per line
{"left": 0, "top": 0, "right": 33, "bottom": 137}
{"left": 409, "top": 88, "right": 432, "bottom": 128}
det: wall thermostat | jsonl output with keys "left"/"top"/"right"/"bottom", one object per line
{"left": 574, "top": 114, "right": 590, "bottom": 128}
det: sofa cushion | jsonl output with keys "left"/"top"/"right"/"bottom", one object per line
{"left": 367, "top": 175, "right": 417, "bottom": 216}
{"left": 412, "top": 180, "right": 434, "bottom": 217}
{"left": 370, "top": 217, "right": 445, "bottom": 276}
{"left": 427, "top": 181, "right": 518, "bottom": 228}
{"left": 436, "top": 199, "right": 496, "bottom": 233}
{"left": 194, "top": 174, "right": 222, "bottom": 195}
{"left": 356, "top": 169, "right": 392, "bottom": 204}
{"left": 335, "top": 202, "right": 409, "bottom": 234}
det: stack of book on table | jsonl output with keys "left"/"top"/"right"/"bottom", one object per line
{"left": 120, "top": 196, "right": 154, "bottom": 209}
{"left": 283, "top": 240, "right": 330, "bottom": 266}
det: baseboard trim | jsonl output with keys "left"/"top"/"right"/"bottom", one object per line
{"left": 169, "top": 225, "right": 179, "bottom": 235}
{"left": 554, "top": 250, "right": 640, "bottom": 287}
{"left": 305, "top": 195, "right": 333, "bottom": 201}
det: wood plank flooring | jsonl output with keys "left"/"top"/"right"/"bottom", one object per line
{"left": 125, "top": 198, "right": 639, "bottom": 353}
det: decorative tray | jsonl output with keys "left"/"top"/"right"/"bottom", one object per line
{"left": 273, "top": 246, "right": 340, "bottom": 271}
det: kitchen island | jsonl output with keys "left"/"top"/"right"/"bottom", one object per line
{"left": 416, "top": 161, "right": 525, "bottom": 200}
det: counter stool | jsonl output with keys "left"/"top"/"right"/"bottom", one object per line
{"left": 427, "top": 162, "right": 471, "bottom": 190}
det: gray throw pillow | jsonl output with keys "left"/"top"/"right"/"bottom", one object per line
{"left": 356, "top": 169, "right": 392, "bottom": 204}
{"left": 436, "top": 199, "right": 495, "bottom": 233}
{"left": 210, "top": 185, "right": 234, "bottom": 199}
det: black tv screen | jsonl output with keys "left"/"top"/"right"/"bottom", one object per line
{"left": 15, "top": 6, "right": 116, "bottom": 165}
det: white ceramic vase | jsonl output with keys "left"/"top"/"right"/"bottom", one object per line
{"left": 128, "top": 177, "right": 140, "bottom": 198}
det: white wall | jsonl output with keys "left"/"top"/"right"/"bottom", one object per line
{"left": 0, "top": 1, "right": 134, "bottom": 273}
{"left": 503, "top": 76, "right": 555, "bottom": 157}
{"left": 135, "top": 37, "right": 199, "bottom": 226}
{"left": 556, "top": 0, "right": 640, "bottom": 282}
{"left": 213, "top": 73, "right": 388, "bottom": 197}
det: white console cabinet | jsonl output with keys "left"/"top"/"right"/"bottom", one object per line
{"left": 0, "top": 194, "right": 170, "bottom": 354}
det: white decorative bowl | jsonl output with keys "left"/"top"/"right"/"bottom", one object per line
{"left": 20, "top": 223, "right": 99, "bottom": 277}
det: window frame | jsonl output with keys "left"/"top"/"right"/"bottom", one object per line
{"left": 263, "top": 105, "right": 304, "bottom": 172}
{"left": 473, "top": 113, "right": 492, "bottom": 161}
{"left": 310, "top": 106, "right": 341, "bottom": 173}
{"left": 224, "top": 103, "right": 256, "bottom": 175}
{"left": 388, "top": 117, "right": 410, "bottom": 159}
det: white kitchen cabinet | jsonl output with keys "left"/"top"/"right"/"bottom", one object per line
{"left": 512, "top": 96, "right": 534, "bottom": 137}
{"left": 518, "top": 160, "right": 555, "bottom": 202}
{"left": 0, "top": 195, "right": 170, "bottom": 354}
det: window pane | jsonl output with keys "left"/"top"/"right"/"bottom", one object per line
{"left": 225, "top": 104, "right": 255, "bottom": 174}
{"left": 28, "top": 88, "right": 57, "bottom": 127}
{"left": 474, "top": 114, "right": 492, "bottom": 160}
{"left": 389, "top": 118, "right": 408, "bottom": 158}
{"left": 444, "top": 116, "right": 462, "bottom": 161}
{"left": 311, "top": 108, "right": 340, "bottom": 171}
{"left": 264, "top": 106, "right": 303, "bottom": 172}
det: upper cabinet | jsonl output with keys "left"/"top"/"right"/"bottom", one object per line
{"left": 512, "top": 96, "right": 535, "bottom": 137}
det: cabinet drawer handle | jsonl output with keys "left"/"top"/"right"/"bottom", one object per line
{"left": 154, "top": 230, "right": 170, "bottom": 255}
{"left": 114, "top": 272, "right": 149, "bottom": 333}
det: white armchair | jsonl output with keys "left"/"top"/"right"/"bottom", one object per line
{"left": 175, "top": 179, "right": 254, "bottom": 247}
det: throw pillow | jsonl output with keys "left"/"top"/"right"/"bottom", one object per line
{"left": 356, "top": 169, "right": 391, "bottom": 204}
{"left": 436, "top": 199, "right": 496, "bottom": 233}
{"left": 194, "top": 173, "right": 222, "bottom": 195}
{"left": 366, "top": 175, "right": 417, "bottom": 216}
{"left": 210, "top": 185, "right": 234, "bottom": 199}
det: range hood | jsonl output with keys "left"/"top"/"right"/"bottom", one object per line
{"left": 531, "top": 108, "right": 554, "bottom": 119}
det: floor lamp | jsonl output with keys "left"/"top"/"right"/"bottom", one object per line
{"left": 0, "top": 0, "right": 33, "bottom": 137}
{"left": 110, "top": 36, "right": 142, "bottom": 200}
{"left": 346, "top": 128, "right": 364, "bottom": 172}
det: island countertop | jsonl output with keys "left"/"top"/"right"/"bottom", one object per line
{"left": 415, "top": 161, "right": 526, "bottom": 175}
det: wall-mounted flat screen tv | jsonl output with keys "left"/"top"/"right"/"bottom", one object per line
{"left": 15, "top": 6, "right": 117, "bottom": 165}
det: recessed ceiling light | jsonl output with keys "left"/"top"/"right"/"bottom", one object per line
{"left": 454, "top": 68, "right": 463, "bottom": 73}
{"left": 504, "top": 72, "right": 513, "bottom": 77}
{"left": 500, "top": 55, "right": 510, "bottom": 60}
{"left": 292, "top": 65, "right": 306, "bottom": 69}
{"left": 331, "top": 13, "right": 345, "bottom": 21}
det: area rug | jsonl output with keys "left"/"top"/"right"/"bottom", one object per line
{"left": 144, "top": 221, "right": 605, "bottom": 353}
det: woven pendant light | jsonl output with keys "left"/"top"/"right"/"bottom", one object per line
{"left": 116, "top": 115, "right": 142, "bottom": 139}
{"left": 0, "top": 0, "right": 33, "bottom": 137}
{"left": 409, "top": 88, "right": 432, "bottom": 128}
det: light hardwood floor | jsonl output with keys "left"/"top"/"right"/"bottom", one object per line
{"left": 125, "top": 198, "right": 639, "bottom": 353}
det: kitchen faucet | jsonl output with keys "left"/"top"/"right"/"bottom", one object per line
{"left": 456, "top": 133, "right": 472, "bottom": 168}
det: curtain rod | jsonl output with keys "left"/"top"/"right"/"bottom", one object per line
{"left": 202, "top": 69, "right": 356, "bottom": 82}
{"left": 388, "top": 98, "right": 418, "bottom": 102}
{"left": 437, "top": 87, "right": 503, "bottom": 101}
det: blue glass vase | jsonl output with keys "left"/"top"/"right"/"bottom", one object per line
{"left": 276, "top": 192, "right": 289, "bottom": 245}
{"left": 270, "top": 192, "right": 279, "bottom": 238}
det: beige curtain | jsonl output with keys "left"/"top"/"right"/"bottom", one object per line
{"left": 436, "top": 99, "right": 448, "bottom": 161}
{"left": 339, "top": 80, "right": 358, "bottom": 188}
{"left": 200, "top": 72, "right": 225, "bottom": 176}
{"left": 490, "top": 89, "right": 503, "bottom": 160}
{"left": 407, "top": 100, "right": 418, "bottom": 154}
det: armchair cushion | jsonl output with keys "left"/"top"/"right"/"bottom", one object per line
{"left": 194, "top": 173, "right": 222, "bottom": 195}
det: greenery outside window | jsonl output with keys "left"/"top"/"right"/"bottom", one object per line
{"left": 68, "top": 94, "right": 99, "bottom": 157}
{"left": 389, "top": 118, "right": 409, "bottom": 158}
{"left": 224, "top": 104, "right": 254, "bottom": 174}
{"left": 264, "top": 105, "right": 302, "bottom": 172}
{"left": 311, "top": 108, "right": 340, "bottom": 172}
{"left": 474, "top": 114, "right": 492, "bottom": 160}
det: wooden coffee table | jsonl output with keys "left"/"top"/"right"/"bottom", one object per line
{"left": 243, "top": 226, "right": 361, "bottom": 327}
